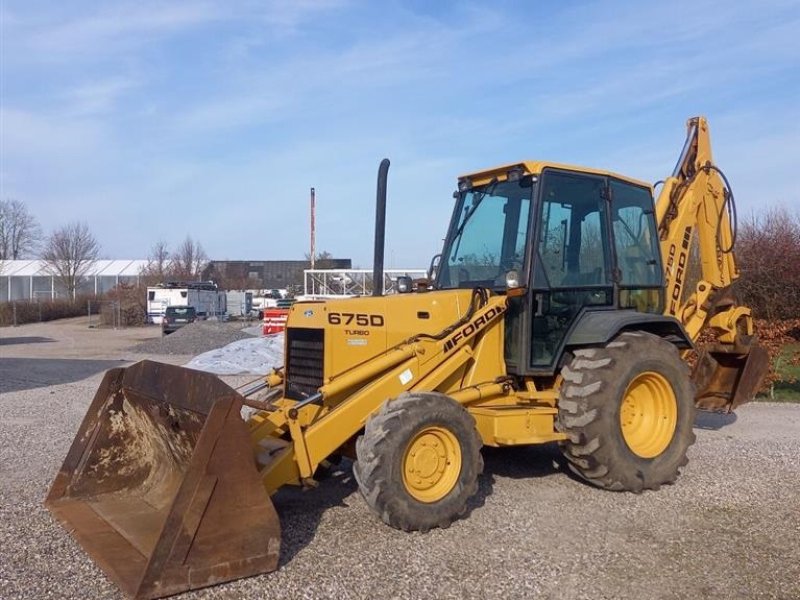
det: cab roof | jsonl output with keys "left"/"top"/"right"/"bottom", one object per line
{"left": 459, "top": 160, "right": 652, "bottom": 190}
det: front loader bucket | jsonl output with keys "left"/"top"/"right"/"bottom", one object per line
{"left": 45, "top": 361, "right": 281, "bottom": 599}
{"left": 692, "top": 342, "right": 770, "bottom": 412}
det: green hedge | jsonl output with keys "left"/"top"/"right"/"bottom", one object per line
{"left": 1, "top": 283, "right": 149, "bottom": 327}
{"left": 0, "top": 298, "right": 88, "bottom": 326}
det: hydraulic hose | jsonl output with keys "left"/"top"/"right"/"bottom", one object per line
{"left": 662, "top": 163, "right": 738, "bottom": 254}
{"left": 702, "top": 163, "right": 738, "bottom": 254}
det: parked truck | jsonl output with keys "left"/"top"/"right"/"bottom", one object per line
{"left": 146, "top": 281, "right": 226, "bottom": 324}
{"left": 225, "top": 290, "right": 254, "bottom": 317}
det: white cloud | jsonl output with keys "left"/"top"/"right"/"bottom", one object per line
{"left": 62, "top": 76, "right": 142, "bottom": 116}
{"left": 0, "top": 107, "right": 106, "bottom": 161}
{"left": 253, "top": 0, "right": 350, "bottom": 29}
{"left": 25, "top": 2, "right": 224, "bottom": 56}
{"left": 1, "top": 0, "right": 797, "bottom": 265}
{"left": 10, "top": 0, "right": 350, "bottom": 61}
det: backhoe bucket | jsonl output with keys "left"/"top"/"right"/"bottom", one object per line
{"left": 692, "top": 342, "right": 770, "bottom": 412}
{"left": 45, "top": 361, "right": 281, "bottom": 599}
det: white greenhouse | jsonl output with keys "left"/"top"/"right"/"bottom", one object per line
{"left": 0, "top": 259, "right": 148, "bottom": 302}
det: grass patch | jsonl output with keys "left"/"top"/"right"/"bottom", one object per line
{"left": 757, "top": 342, "right": 800, "bottom": 402}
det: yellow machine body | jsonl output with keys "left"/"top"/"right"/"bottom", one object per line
{"left": 249, "top": 289, "right": 566, "bottom": 496}
{"left": 46, "top": 117, "right": 767, "bottom": 598}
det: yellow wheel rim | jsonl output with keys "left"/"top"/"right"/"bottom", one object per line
{"left": 402, "top": 426, "right": 461, "bottom": 503}
{"left": 619, "top": 371, "right": 678, "bottom": 459}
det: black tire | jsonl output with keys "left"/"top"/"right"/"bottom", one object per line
{"left": 353, "top": 392, "right": 483, "bottom": 532}
{"left": 557, "top": 331, "right": 696, "bottom": 492}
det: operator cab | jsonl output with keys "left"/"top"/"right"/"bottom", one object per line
{"left": 435, "top": 161, "right": 664, "bottom": 375}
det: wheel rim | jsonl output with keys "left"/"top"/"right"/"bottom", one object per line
{"left": 402, "top": 426, "right": 461, "bottom": 503}
{"left": 619, "top": 371, "right": 678, "bottom": 458}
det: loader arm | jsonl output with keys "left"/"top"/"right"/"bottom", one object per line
{"left": 249, "top": 291, "right": 510, "bottom": 494}
{"left": 655, "top": 116, "right": 768, "bottom": 410}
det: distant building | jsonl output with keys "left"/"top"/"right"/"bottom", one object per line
{"left": 0, "top": 259, "right": 148, "bottom": 302}
{"left": 0, "top": 258, "right": 353, "bottom": 302}
{"left": 203, "top": 259, "right": 352, "bottom": 290}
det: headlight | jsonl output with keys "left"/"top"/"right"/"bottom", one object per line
{"left": 505, "top": 270, "right": 520, "bottom": 289}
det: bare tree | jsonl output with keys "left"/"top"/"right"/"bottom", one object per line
{"left": 140, "top": 240, "right": 173, "bottom": 284}
{"left": 170, "top": 236, "right": 208, "bottom": 281}
{"left": 41, "top": 222, "right": 100, "bottom": 300}
{"left": 0, "top": 199, "right": 41, "bottom": 259}
{"left": 206, "top": 262, "right": 262, "bottom": 290}
{"left": 736, "top": 206, "right": 800, "bottom": 320}
{"left": 305, "top": 250, "right": 336, "bottom": 269}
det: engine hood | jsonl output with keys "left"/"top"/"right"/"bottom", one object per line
{"left": 285, "top": 289, "right": 477, "bottom": 383}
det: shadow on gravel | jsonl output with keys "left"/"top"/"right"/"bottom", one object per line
{"left": 272, "top": 461, "right": 359, "bottom": 567}
{"left": 0, "top": 336, "right": 56, "bottom": 345}
{"left": 694, "top": 410, "right": 738, "bottom": 430}
{"left": 481, "top": 442, "right": 565, "bottom": 479}
{"left": 470, "top": 443, "right": 576, "bottom": 500}
{"left": 0, "top": 357, "right": 128, "bottom": 393}
{"left": 476, "top": 442, "right": 589, "bottom": 490}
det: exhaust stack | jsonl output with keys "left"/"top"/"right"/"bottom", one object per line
{"left": 373, "top": 158, "right": 390, "bottom": 296}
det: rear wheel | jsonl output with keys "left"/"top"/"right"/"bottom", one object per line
{"left": 353, "top": 392, "right": 483, "bottom": 532}
{"left": 557, "top": 331, "right": 696, "bottom": 492}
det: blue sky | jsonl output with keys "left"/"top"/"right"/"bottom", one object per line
{"left": 1, "top": 0, "right": 798, "bottom": 267}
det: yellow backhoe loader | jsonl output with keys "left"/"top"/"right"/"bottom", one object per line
{"left": 46, "top": 116, "right": 768, "bottom": 598}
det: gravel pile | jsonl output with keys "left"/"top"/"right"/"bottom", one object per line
{"left": 185, "top": 334, "right": 284, "bottom": 375}
{"left": 129, "top": 320, "right": 258, "bottom": 356}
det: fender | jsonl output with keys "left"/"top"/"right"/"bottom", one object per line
{"left": 565, "top": 309, "right": 693, "bottom": 350}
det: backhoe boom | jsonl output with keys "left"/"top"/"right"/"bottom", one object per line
{"left": 656, "top": 116, "right": 768, "bottom": 410}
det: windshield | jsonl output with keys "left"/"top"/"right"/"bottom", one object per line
{"left": 436, "top": 178, "right": 534, "bottom": 289}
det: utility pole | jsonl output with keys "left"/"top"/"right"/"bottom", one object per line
{"left": 310, "top": 187, "right": 316, "bottom": 269}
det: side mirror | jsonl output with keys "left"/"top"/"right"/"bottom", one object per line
{"left": 427, "top": 253, "right": 442, "bottom": 281}
{"left": 396, "top": 276, "right": 413, "bottom": 294}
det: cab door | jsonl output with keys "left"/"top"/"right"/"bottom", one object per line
{"left": 528, "top": 169, "right": 613, "bottom": 369}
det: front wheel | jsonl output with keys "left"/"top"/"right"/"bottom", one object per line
{"left": 353, "top": 392, "right": 483, "bottom": 532}
{"left": 557, "top": 331, "right": 696, "bottom": 492}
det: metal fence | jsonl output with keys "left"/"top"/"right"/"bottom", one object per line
{"left": 87, "top": 300, "right": 125, "bottom": 329}
{"left": 303, "top": 269, "right": 428, "bottom": 297}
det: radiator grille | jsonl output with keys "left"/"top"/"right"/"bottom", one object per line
{"left": 285, "top": 328, "right": 324, "bottom": 400}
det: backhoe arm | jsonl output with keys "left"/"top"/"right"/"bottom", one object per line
{"left": 656, "top": 116, "right": 740, "bottom": 340}
{"left": 655, "top": 116, "right": 768, "bottom": 410}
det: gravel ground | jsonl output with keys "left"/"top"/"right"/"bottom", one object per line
{"left": 1, "top": 321, "right": 799, "bottom": 599}
{"left": 129, "top": 320, "right": 258, "bottom": 355}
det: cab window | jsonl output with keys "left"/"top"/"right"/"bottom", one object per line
{"left": 538, "top": 172, "right": 609, "bottom": 287}
{"left": 438, "top": 178, "right": 533, "bottom": 289}
{"left": 610, "top": 179, "right": 663, "bottom": 312}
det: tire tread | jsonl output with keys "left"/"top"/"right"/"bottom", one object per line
{"left": 557, "top": 332, "right": 696, "bottom": 492}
